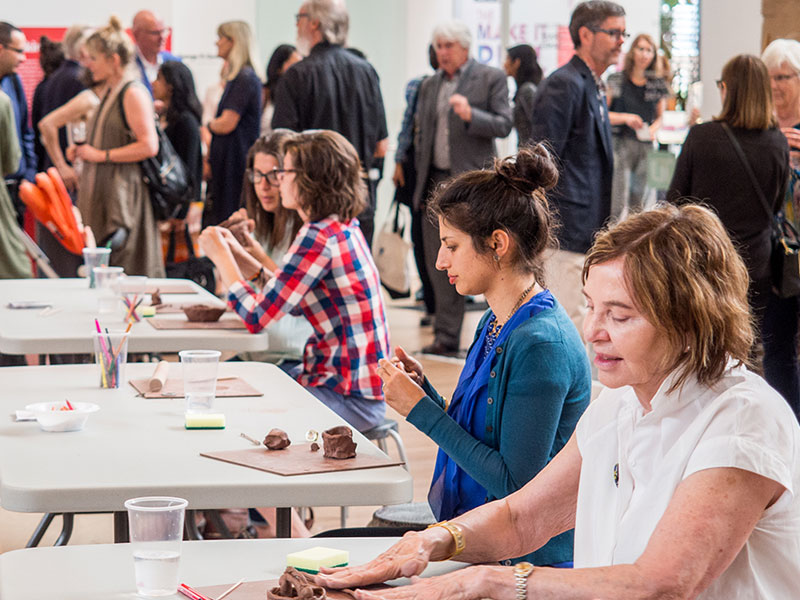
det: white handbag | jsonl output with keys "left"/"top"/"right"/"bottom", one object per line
{"left": 374, "top": 200, "right": 412, "bottom": 299}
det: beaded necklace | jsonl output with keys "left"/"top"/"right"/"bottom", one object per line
{"left": 483, "top": 282, "right": 537, "bottom": 358}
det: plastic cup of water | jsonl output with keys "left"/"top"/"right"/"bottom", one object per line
{"left": 82, "top": 248, "right": 111, "bottom": 288}
{"left": 93, "top": 266, "right": 124, "bottom": 315}
{"left": 179, "top": 350, "right": 221, "bottom": 413}
{"left": 124, "top": 496, "right": 187, "bottom": 597}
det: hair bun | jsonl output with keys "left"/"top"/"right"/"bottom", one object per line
{"left": 108, "top": 15, "right": 123, "bottom": 32}
{"left": 495, "top": 143, "right": 559, "bottom": 194}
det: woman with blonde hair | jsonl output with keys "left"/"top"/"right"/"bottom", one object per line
{"left": 668, "top": 54, "right": 790, "bottom": 411}
{"left": 607, "top": 33, "right": 668, "bottom": 219}
{"left": 69, "top": 16, "right": 162, "bottom": 277}
{"left": 316, "top": 204, "right": 800, "bottom": 600}
{"left": 206, "top": 20, "right": 262, "bottom": 225}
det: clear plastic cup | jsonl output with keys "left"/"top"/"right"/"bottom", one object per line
{"left": 82, "top": 248, "right": 111, "bottom": 288}
{"left": 93, "top": 330, "right": 129, "bottom": 388}
{"left": 178, "top": 350, "right": 221, "bottom": 413}
{"left": 118, "top": 276, "right": 148, "bottom": 322}
{"left": 124, "top": 496, "right": 188, "bottom": 597}
{"left": 94, "top": 266, "right": 124, "bottom": 315}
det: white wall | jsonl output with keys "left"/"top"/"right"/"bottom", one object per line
{"left": 700, "top": 0, "right": 763, "bottom": 120}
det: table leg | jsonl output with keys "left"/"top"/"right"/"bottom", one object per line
{"left": 114, "top": 511, "right": 129, "bottom": 543}
{"left": 25, "top": 513, "right": 56, "bottom": 547}
{"left": 275, "top": 507, "right": 291, "bottom": 538}
{"left": 54, "top": 513, "right": 74, "bottom": 546}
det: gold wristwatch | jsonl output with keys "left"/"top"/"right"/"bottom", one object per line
{"left": 514, "top": 561, "right": 534, "bottom": 600}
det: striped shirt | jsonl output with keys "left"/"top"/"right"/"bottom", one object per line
{"left": 228, "top": 217, "right": 390, "bottom": 400}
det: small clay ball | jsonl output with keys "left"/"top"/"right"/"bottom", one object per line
{"left": 182, "top": 304, "right": 225, "bottom": 322}
{"left": 267, "top": 568, "right": 326, "bottom": 600}
{"left": 322, "top": 425, "right": 357, "bottom": 459}
{"left": 310, "top": 442, "right": 320, "bottom": 452}
{"left": 263, "top": 428, "right": 291, "bottom": 450}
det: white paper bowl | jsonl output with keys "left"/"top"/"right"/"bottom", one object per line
{"left": 25, "top": 402, "right": 100, "bottom": 432}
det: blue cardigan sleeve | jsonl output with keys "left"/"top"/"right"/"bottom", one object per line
{"left": 407, "top": 328, "right": 589, "bottom": 500}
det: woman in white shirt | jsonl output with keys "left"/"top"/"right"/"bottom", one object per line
{"left": 316, "top": 203, "right": 800, "bottom": 600}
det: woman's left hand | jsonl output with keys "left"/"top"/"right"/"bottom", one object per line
{"left": 347, "top": 566, "right": 494, "bottom": 600}
{"left": 197, "top": 226, "right": 230, "bottom": 264}
{"left": 377, "top": 358, "right": 425, "bottom": 417}
{"left": 74, "top": 144, "right": 105, "bottom": 163}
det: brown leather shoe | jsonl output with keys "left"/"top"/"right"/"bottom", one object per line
{"left": 421, "top": 341, "right": 459, "bottom": 357}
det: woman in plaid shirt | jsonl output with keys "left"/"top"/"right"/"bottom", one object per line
{"left": 199, "top": 130, "right": 390, "bottom": 431}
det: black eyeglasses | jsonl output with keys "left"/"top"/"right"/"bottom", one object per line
{"left": 716, "top": 79, "right": 724, "bottom": 89}
{"left": 771, "top": 73, "right": 799, "bottom": 83}
{"left": 274, "top": 168, "right": 302, "bottom": 180}
{"left": 247, "top": 168, "right": 280, "bottom": 186}
{"left": 591, "top": 27, "right": 630, "bottom": 40}
{"left": 295, "top": 12, "right": 310, "bottom": 23}
{"left": 1, "top": 43, "right": 25, "bottom": 55}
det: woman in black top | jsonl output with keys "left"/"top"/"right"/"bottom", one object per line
{"left": 503, "top": 44, "right": 542, "bottom": 148}
{"left": 668, "top": 54, "right": 789, "bottom": 398}
{"left": 152, "top": 60, "right": 203, "bottom": 210}
{"left": 607, "top": 33, "right": 667, "bottom": 219}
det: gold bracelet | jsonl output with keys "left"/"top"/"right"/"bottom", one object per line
{"left": 426, "top": 520, "right": 465, "bottom": 561}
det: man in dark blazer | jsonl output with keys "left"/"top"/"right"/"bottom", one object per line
{"left": 413, "top": 21, "right": 512, "bottom": 355}
{"left": 528, "top": 0, "right": 626, "bottom": 336}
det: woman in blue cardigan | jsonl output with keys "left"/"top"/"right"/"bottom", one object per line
{"left": 377, "top": 144, "right": 591, "bottom": 567}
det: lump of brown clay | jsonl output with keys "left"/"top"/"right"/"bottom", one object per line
{"left": 263, "top": 428, "right": 291, "bottom": 450}
{"left": 322, "top": 426, "right": 357, "bottom": 459}
{"left": 150, "top": 289, "right": 162, "bottom": 306}
{"left": 310, "top": 442, "right": 320, "bottom": 452}
{"left": 182, "top": 304, "right": 225, "bottom": 322}
{"left": 267, "top": 567, "right": 326, "bottom": 600}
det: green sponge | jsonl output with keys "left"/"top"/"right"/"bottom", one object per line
{"left": 184, "top": 413, "right": 225, "bottom": 429}
{"left": 286, "top": 546, "right": 349, "bottom": 574}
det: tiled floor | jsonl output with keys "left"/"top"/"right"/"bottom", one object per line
{"left": 0, "top": 295, "right": 483, "bottom": 552}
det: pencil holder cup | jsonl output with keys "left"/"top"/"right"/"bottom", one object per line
{"left": 93, "top": 330, "right": 130, "bottom": 389}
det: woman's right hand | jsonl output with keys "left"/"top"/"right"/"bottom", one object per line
{"left": 315, "top": 531, "right": 433, "bottom": 589}
{"left": 58, "top": 164, "right": 79, "bottom": 192}
{"left": 65, "top": 145, "right": 77, "bottom": 163}
{"left": 392, "top": 346, "right": 424, "bottom": 386}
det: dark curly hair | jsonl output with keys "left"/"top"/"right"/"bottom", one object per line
{"left": 282, "top": 130, "right": 367, "bottom": 222}
{"left": 427, "top": 143, "right": 559, "bottom": 285}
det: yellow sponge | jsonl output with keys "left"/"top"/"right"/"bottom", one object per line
{"left": 286, "top": 546, "right": 349, "bottom": 574}
{"left": 139, "top": 306, "right": 156, "bottom": 318}
{"left": 184, "top": 413, "right": 226, "bottom": 429}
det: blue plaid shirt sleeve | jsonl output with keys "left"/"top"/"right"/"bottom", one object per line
{"left": 227, "top": 225, "right": 330, "bottom": 333}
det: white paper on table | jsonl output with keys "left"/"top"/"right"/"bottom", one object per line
{"left": 15, "top": 410, "right": 35, "bottom": 421}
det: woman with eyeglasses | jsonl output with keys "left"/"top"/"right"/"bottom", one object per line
{"left": 668, "top": 54, "right": 794, "bottom": 416}
{"left": 199, "top": 129, "right": 390, "bottom": 432}
{"left": 606, "top": 33, "right": 668, "bottom": 219}
{"left": 760, "top": 39, "right": 800, "bottom": 422}
{"left": 205, "top": 20, "right": 262, "bottom": 225}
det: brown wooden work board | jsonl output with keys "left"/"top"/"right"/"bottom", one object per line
{"left": 200, "top": 445, "right": 405, "bottom": 476}
{"left": 148, "top": 318, "right": 247, "bottom": 330}
{"left": 128, "top": 377, "right": 263, "bottom": 399}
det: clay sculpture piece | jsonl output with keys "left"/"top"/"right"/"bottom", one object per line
{"left": 321, "top": 426, "right": 357, "bottom": 459}
{"left": 267, "top": 567, "right": 327, "bottom": 600}
{"left": 263, "top": 428, "right": 291, "bottom": 450}
{"left": 182, "top": 304, "right": 225, "bottom": 322}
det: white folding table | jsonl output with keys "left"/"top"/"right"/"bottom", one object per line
{"left": 0, "top": 363, "right": 411, "bottom": 542}
{"left": 0, "top": 537, "right": 462, "bottom": 599}
{"left": 0, "top": 278, "right": 268, "bottom": 354}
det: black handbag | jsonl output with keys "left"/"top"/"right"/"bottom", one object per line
{"left": 165, "top": 226, "right": 216, "bottom": 294}
{"left": 721, "top": 122, "right": 800, "bottom": 298}
{"left": 119, "top": 82, "right": 193, "bottom": 221}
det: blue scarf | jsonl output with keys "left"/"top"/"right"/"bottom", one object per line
{"left": 428, "top": 290, "right": 554, "bottom": 520}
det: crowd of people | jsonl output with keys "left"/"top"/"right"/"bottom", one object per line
{"left": 2, "top": 0, "right": 800, "bottom": 596}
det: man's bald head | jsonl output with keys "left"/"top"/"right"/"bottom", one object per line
{"left": 132, "top": 10, "right": 166, "bottom": 61}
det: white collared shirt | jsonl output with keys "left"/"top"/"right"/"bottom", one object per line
{"left": 136, "top": 46, "right": 162, "bottom": 83}
{"left": 575, "top": 364, "right": 800, "bottom": 598}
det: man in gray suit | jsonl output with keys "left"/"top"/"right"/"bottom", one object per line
{"left": 413, "top": 21, "right": 512, "bottom": 355}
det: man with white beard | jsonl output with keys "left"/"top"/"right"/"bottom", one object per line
{"left": 271, "top": 0, "right": 388, "bottom": 246}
